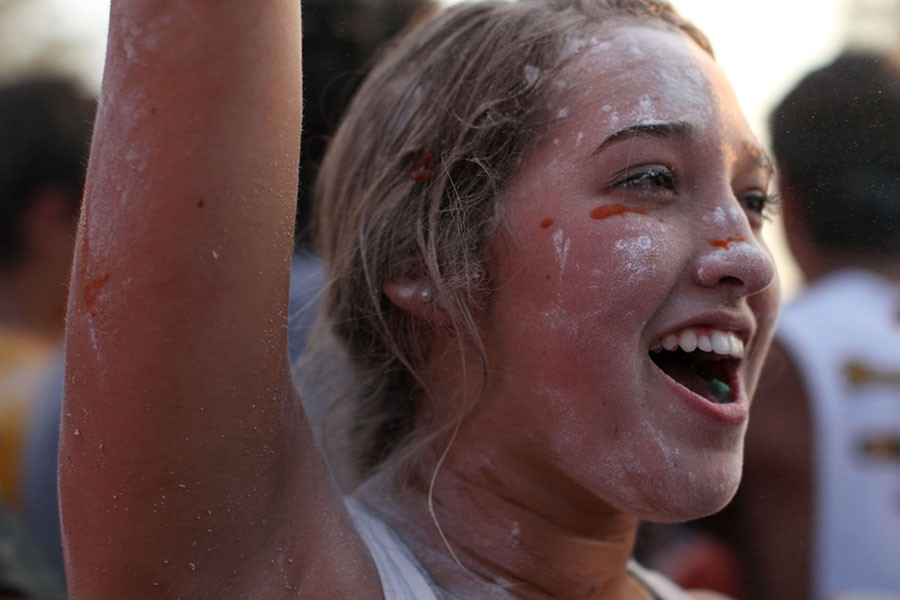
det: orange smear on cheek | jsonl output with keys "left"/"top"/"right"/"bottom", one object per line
{"left": 709, "top": 236, "right": 746, "bottom": 250}
{"left": 540, "top": 218, "right": 554, "bottom": 229}
{"left": 590, "top": 204, "right": 646, "bottom": 220}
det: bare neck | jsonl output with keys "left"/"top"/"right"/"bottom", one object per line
{"left": 354, "top": 459, "right": 649, "bottom": 599}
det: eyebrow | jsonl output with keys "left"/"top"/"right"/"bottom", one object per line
{"left": 592, "top": 121, "right": 693, "bottom": 156}
{"left": 741, "top": 141, "right": 775, "bottom": 176}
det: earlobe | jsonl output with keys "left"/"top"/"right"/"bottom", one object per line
{"left": 383, "top": 278, "right": 448, "bottom": 323}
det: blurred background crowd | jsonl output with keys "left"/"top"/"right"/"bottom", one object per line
{"left": 0, "top": 0, "right": 898, "bottom": 598}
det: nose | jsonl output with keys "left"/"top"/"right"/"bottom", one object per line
{"left": 692, "top": 221, "right": 777, "bottom": 299}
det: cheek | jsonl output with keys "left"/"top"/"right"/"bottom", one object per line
{"left": 578, "top": 218, "right": 678, "bottom": 303}
{"left": 491, "top": 210, "right": 683, "bottom": 356}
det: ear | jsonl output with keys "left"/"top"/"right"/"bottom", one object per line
{"left": 383, "top": 278, "right": 450, "bottom": 324}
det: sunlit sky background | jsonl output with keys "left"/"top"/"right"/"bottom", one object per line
{"left": 5, "top": 0, "right": 868, "bottom": 297}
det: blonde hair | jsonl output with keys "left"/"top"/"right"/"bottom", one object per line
{"left": 315, "top": 0, "right": 712, "bottom": 487}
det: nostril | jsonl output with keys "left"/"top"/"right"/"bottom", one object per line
{"left": 719, "top": 275, "right": 743, "bottom": 287}
{"left": 694, "top": 234, "right": 776, "bottom": 295}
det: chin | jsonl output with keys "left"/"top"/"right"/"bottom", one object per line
{"left": 630, "top": 454, "right": 743, "bottom": 524}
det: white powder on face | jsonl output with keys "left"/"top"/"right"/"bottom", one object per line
{"left": 632, "top": 94, "right": 656, "bottom": 122}
{"left": 600, "top": 104, "right": 620, "bottom": 128}
{"left": 703, "top": 207, "right": 729, "bottom": 226}
{"left": 627, "top": 43, "right": 645, "bottom": 59}
{"left": 684, "top": 67, "right": 705, "bottom": 87}
{"left": 710, "top": 239, "right": 773, "bottom": 271}
{"left": 557, "top": 107, "right": 570, "bottom": 119}
{"left": 575, "top": 131, "right": 585, "bottom": 147}
{"left": 641, "top": 419, "right": 680, "bottom": 471}
{"left": 552, "top": 229, "right": 571, "bottom": 278}
{"left": 609, "top": 234, "right": 658, "bottom": 284}
{"left": 538, "top": 304, "right": 582, "bottom": 341}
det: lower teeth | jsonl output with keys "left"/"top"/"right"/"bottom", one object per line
{"left": 707, "top": 378, "right": 731, "bottom": 403}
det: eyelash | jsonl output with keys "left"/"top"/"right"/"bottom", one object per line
{"left": 615, "top": 166, "right": 677, "bottom": 195}
{"left": 614, "top": 166, "right": 780, "bottom": 224}
{"left": 741, "top": 190, "right": 781, "bottom": 223}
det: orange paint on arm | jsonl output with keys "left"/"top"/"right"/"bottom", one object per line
{"left": 83, "top": 273, "right": 110, "bottom": 316}
{"left": 590, "top": 204, "right": 646, "bottom": 220}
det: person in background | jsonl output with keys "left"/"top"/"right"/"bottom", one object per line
{"left": 0, "top": 74, "right": 90, "bottom": 600}
{"left": 742, "top": 48, "right": 900, "bottom": 600}
{"left": 0, "top": 76, "right": 91, "bottom": 510}
{"left": 643, "top": 48, "right": 900, "bottom": 600}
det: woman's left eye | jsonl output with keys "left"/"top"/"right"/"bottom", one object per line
{"left": 740, "top": 190, "right": 780, "bottom": 222}
{"left": 614, "top": 166, "right": 677, "bottom": 195}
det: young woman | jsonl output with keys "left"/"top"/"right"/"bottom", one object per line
{"left": 60, "top": 1, "right": 780, "bottom": 598}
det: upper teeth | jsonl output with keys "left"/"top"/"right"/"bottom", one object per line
{"left": 651, "top": 328, "right": 744, "bottom": 359}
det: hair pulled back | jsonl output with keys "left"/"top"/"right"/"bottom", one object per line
{"left": 315, "top": 0, "right": 710, "bottom": 485}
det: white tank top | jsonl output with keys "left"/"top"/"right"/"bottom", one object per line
{"left": 346, "top": 498, "right": 442, "bottom": 600}
{"left": 777, "top": 270, "right": 900, "bottom": 600}
{"left": 346, "top": 498, "right": 693, "bottom": 599}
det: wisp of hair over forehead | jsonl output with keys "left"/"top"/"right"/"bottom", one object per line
{"left": 314, "top": 0, "right": 712, "bottom": 486}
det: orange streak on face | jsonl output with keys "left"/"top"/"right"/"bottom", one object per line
{"left": 540, "top": 218, "right": 554, "bottom": 229}
{"left": 590, "top": 204, "right": 646, "bottom": 220}
{"left": 708, "top": 236, "right": 746, "bottom": 250}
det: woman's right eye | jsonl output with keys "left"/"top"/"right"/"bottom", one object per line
{"left": 613, "top": 166, "right": 677, "bottom": 196}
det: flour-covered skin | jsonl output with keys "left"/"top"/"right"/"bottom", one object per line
{"left": 61, "top": 2, "right": 779, "bottom": 598}
{"left": 432, "top": 24, "right": 779, "bottom": 539}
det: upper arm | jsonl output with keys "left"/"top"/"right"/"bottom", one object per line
{"left": 59, "top": 2, "right": 379, "bottom": 597}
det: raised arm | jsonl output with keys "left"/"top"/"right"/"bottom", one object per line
{"left": 59, "top": 2, "right": 375, "bottom": 597}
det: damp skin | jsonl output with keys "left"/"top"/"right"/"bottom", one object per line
{"left": 460, "top": 24, "right": 780, "bottom": 525}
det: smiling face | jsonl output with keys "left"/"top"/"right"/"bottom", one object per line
{"left": 465, "top": 23, "right": 780, "bottom": 522}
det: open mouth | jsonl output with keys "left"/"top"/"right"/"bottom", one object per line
{"left": 649, "top": 329, "right": 742, "bottom": 404}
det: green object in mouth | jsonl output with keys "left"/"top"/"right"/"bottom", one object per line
{"left": 707, "top": 378, "right": 731, "bottom": 403}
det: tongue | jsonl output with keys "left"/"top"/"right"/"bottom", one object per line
{"left": 660, "top": 360, "right": 732, "bottom": 404}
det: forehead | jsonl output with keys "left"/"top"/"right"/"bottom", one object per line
{"left": 547, "top": 23, "right": 748, "bottom": 143}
